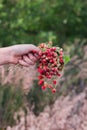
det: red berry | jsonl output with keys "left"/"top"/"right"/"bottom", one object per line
{"left": 42, "top": 59, "right": 46, "bottom": 64}
{"left": 52, "top": 88, "right": 56, "bottom": 93}
{"left": 38, "top": 75, "right": 43, "bottom": 79}
{"left": 47, "top": 75, "right": 51, "bottom": 79}
{"left": 42, "top": 85, "right": 46, "bottom": 90}
{"left": 53, "top": 80, "right": 57, "bottom": 84}
{"left": 60, "top": 51, "right": 63, "bottom": 55}
{"left": 40, "top": 43, "right": 45, "bottom": 48}
{"left": 51, "top": 47, "right": 56, "bottom": 51}
{"left": 59, "top": 59, "right": 64, "bottom": 63}
{"left": 57, "top": 73, "right": 61, "bottom": 77}
{"left": 31, "top": 50, "right": 37, "bottom": 54}
{"left": 59, "top": 55, "right": 63, "bottom": 59}
{"left": 53, "top": 61, "right": 57, "bottom": 66}
{"left": 38, "top": 80, "right": 44, "bottom": 85}
{"left": 38, "top": 51, "right": 42, "bottom": 56}
{"left": 48, "top": 85, "right": 53, "bottom": 89}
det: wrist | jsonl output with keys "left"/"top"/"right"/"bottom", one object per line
{"left": 0, "top": 47, "right": 12, "bottom": 65}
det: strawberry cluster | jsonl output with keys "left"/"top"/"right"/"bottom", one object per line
{"left": 37, "top": 42, "right": 64, "bottom": 93}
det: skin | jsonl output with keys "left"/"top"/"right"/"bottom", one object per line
{"left": 0, "top": 44, "right": 40, "bottom": 66}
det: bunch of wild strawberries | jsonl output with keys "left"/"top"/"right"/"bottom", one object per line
{"left": 37, "top": 42, "right": 64, "bottom": 93}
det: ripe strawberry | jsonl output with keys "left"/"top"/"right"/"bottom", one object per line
{"left": 38, "top": 80, "right": 44, "bottom": 85}
{"left": 42, "top": 85, "right": 46, "bottom": 90}
{"left": 53, "top": 80, "right": 57, "bottom": 85}
{"left": 40, "top": 43, "right": 45, "bottom": 48}
{"left": 52, "top": 88, "right": 56, "bottom": 93}
{"left": 38, "top": 75, "right": 43, "bottom": 79}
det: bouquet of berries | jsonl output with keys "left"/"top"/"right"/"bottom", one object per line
{"left": 37, "top": 42, "right": 67, "bottom": 93}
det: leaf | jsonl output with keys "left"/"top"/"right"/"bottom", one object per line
{"left": 64, "top": 55, "right": 70, "bottom": 64}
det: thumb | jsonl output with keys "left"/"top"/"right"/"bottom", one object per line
{"left": 11, "top": 44, "right": 40, "bottom": 55}
{"left": 28, "top": 44, "right": 40, "bottom": 53}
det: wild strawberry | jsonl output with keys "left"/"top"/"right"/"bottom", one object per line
{"left": 57, "top": 73, "right": 61, "bottom": 77}
{"left": 53, "top": 80, "right": 57, "bottom": 85}
{"left": 38, "top": 75, "right": 43, "bottom": 79}
{"left": 40, "top": 43, "right": 45, "bottom": 48}
{"left": 51, "top": 47, "right": 56, "bottom": 51}
{"left": 48, "top": 85, "right": 53, "bottom": 89}
{"left": 38, "top": 80, "right": 44, "bottom": 85}
{"left": 53, "top": 61, "right": 57, "bottom": 66}
{"left": 59, "top": 59, "right": 64, "bottom": 63}
{"left": 31, "top": 50, "right": 37, "bottom": 54}
{"left": 46, "top": 75, "right": 52, "bottom": 79}
{"left": 38, "top": 51, "right": 42, "bottom": 56}
{"left": 60, "top": 51, "right": 63, "bottom": 55}
{"left": 42, "top": 85, "right": 46, "bottom": 90}
{"left": 59, "top": 55, "right": 63, "bottom": 59}
{"left": 52, "top": 88, "right": 56, "bottom": 93}
{"left": 37, "top": 42, "right": 65, "bottom": 93}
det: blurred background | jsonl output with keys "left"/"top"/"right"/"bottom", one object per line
{"left": 0, "top": 0, "right": 87, "bottom": 130}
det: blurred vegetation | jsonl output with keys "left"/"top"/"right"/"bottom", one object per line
{"left": 27, "top": 80, "right": 58, "bottom": 115}
{"left": 0, "top": 0, "right": 87, "bottom": 128}
{"left": 0, "top": 0, "right": 87, "bottom": 47}
{"left": 0, "top": 85, "right": 25, "bottom": 128}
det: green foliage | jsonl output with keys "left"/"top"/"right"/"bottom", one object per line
{"left": 0, "top": 0, "right": 87, "bottom": 46}
{"left": 64, "top": 55, "right": 70, "bottom": 65}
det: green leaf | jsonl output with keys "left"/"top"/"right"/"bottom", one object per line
{"left": 64, "top": 55, "right": 70, "bottom": 64}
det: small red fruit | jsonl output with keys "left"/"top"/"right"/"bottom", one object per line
{"left": 52, "top": 88, "right": 56, "bottom": 93}
{"left": 47, "top": 75, "right": 51, "bottom": 79}
{"left": 57, "top": 73, "right": 61, "bottom": 77}
{"left": 40, "top": 43, "right": 44, "bottom": 48}
{"left": 59, "top": 59, "right": 64, "bottom": 63}
{"left": 38, "top": 80, "right": 44, "bottom": 85}
{"left": 48, "top": 85, "right": 53, "bottom": 89}
{"left": 38, "top": 75, "right": 43, "bottom": 79}
{"left": 51, "top": 47, "right": 56, "bottom": 51}
{"left": 53, "top": 80, "right": 57, "bottom": 85}
{"left": 59, "top": 55, "right": 63, "bottom": 59}
{"left": 60, "top": 51, "right": 63, "bottom": 55}
{"left": 38, "top": 51, "right": 42, "bottom": 56}
{"left": 42, "top": 85, "right": 46, "bottom": 90}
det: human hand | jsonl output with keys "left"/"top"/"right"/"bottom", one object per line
{"left": 0, "top": 44, "right": 40, "bottom": 66}
{"left": 9, "top": 44, "right": 40, "bottom": 66}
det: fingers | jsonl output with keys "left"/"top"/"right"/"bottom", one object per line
{"left": 10, "top": 44, "right": 41, "bottom": 67}
{"left": 28, "top": 53, "right": 38, "bottom": 62}
{"left": 18, "top": 54, "right": 37, "bottom": 67}
{"left": 19, "top": 59, "right": 30, "bottom": 67}
{"left": 34, "top": 53, "right": 39, "bottom": 59}
{"left": 23, "top": 55, "right": 35, "bottom": 65}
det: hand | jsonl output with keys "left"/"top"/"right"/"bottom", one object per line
{"left": 0, "top": 44, "right": 40, "bottom": 66}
